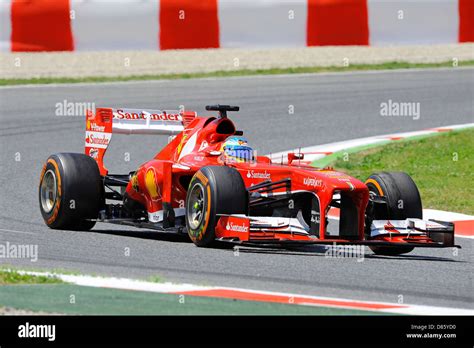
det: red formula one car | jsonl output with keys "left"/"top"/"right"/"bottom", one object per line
{"left": 39, "top": 105, "right": 459, "bottom": 255}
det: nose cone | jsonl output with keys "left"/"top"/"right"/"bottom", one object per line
{"left": 320, "top": 170, "right": 367, "bottom": 191}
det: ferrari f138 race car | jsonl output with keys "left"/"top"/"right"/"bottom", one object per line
{"left": 39, "top": 104, "right": 459, "bottom": 255}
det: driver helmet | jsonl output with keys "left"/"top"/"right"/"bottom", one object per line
{"left": 221, "top": 136, "right": 254, "bottom": 163}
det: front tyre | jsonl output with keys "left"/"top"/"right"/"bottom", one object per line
{"left": 39, "top": 153, "right": 103, "bottom": 230}
{"left": 186, "top": 166, "right": 247, "bottom": 247}
{"left": 365, "top": 171, "right": 422, "bottom": 256}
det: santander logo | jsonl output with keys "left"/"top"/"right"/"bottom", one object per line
{"left": 226, "top": 222, "right": 249, "bottom": 233}
{"left": 247, "top": 170, "right": 271, "bottom": 180}
{"left": 86, "top": 133, "right": 110, "bottom": 145}
{"left": 114, "top": 109, "right": 181, "bottom": 121}
{"left": 85, "top": 131, "right": 112, "bottom": 149}
{"left": 86, "top": 132, "right": 111, "bottom": 145}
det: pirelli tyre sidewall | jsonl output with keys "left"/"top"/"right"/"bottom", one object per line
{"left": 39, "top": 153, "right": 103, "bottom": 230}
{"left": 365, "top": 171, "right": 422, "bottom": 255}
{"left": 186, "top": 166, "right": 247, "bottom": 247}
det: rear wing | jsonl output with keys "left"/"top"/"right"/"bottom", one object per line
{"left": 85, "top": 107, "right": 196, "bottom": 175}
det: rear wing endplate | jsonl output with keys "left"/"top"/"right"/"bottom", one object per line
{"left": 85, "top": 107, "right": 196, "bottom": 175}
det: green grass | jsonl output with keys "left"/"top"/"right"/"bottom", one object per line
{"left": 1, "top": 60, "right": 473, "bottom": 86}
{"left": 333, "top": 128, "right": 474, "bottom": 215}
{"left": 0, "top": 265, "right": 166, "bottom": 284}
{"left": 0, "top": 270, "right": 61, "bottom": 285}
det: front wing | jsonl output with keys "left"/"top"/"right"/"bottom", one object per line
{"left": 214, "top": 215, "right": 460, "bottom": 249}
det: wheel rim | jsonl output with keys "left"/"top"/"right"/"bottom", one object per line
{"left": 187, "top": 183, "right": 205, "bottom": 230}
{"left": 40, "top": 169, "right": 57, "bottom": 213}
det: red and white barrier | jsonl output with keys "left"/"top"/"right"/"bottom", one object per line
{"left": 0, "top": 0, "right": 472, "bottom": 52}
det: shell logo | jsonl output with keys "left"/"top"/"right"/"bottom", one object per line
{"left": 145, "top": 168, "right": 161, "bottom": 201}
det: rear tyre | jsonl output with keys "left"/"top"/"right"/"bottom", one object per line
{"left": 39, "top": 153, "right": 104, "bottom": 230}
{"left": 365, "top": 172, "right": 422, "bottom": 256}
{"left": 186, "top": 166, "right": 247, "bottom": 247}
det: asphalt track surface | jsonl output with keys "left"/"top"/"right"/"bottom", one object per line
{"left": 0, "top": 68, "right": 473, "bottom": 310}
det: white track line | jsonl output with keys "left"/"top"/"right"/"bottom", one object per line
{"left": 0, "top": 228, "right": 37, "bottom": 235}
